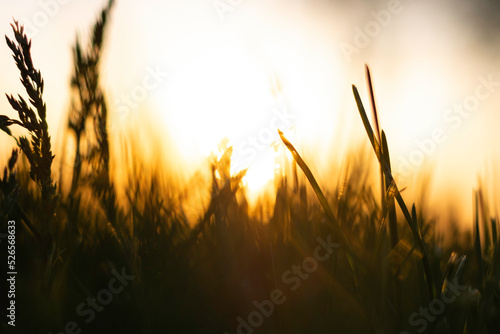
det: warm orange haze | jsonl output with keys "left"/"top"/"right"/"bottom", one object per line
{"left": 1, "top": 0, "right": 500, "bottom": 225}
{"left": 1, "top": 0, "right": 500, "bottom": 226}
{"left": 0, "top": 0, "right": 499, "bottom": 333}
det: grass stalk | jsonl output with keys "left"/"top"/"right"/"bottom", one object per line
{"left": 381, "top": 131, "right": 399, "bottom": 249}
{"left": 365, "top": 66, "right": 386, "bottom": 221}
{"left": 278, "top": 130, "right": 359, "bottom": 287}
{"left": 352, "top": 84, "right": 436, "bottom": 301}
{"left": 474, "top": 191, "right": 484, "bottom": 289}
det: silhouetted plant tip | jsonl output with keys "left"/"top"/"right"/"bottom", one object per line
{"left": 63, "top": 1, "right": 116, "bottom": 234}
{"left": 4, "top": 20, "right": 56, "bottom": 203}
{"left": 278, "top": 129, "right": 360, "bottom": 287}
{"left": 352, "top": 83, "right": 436, "bottom": 301}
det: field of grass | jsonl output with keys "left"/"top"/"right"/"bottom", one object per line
{"left": 1, "top": 2, "right": 499, "bottom": 333}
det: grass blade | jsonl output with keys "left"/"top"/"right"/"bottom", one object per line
{"left": 366, "top": 65, "right": 381, "bottom": 143}
{"left": 278, "top": 130, "right": 358, "bottom": 283}
{"left": 474, "top": 191, "right": 484, "bottom": 289}
{"left": 352, "top": 84, "right": 435, "bottom": 300}
{"left": 366, "top": 65, "right": 387, "bottom": 224}
{"left": 382, "top": 131, "right": 398, "bottom": 249}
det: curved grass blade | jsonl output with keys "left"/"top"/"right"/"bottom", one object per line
{"left": 278, "top": 130, "right": 358, "bottom": 283}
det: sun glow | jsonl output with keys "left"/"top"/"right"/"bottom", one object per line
{"left": 155, "top": 44, "right": 298, "bottom": 190}
{"left": 241, "top": 148, "right": 277, "bottom": 190}
{"left": 161, "top": 47, "right": 272, "bottom": 151}
{"left": 142, "top": 0, "right": 347, "bottom": 194}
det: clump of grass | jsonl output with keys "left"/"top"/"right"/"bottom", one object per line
{"left": 0, "top": 149, "right": 19, "bottom": 219}
{"left": 1, "top": 5, "right": 499, "bottom": 334}
{"left": 276, "top": 66, "right": 500, "bottom": 333}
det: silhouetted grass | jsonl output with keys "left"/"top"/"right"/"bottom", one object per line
{"left": 0, "top": 3, "right": 499, "bottom": 334}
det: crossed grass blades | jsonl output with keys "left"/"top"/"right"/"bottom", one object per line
{"left": 0, "top": 2, "right": 499, "bottom": 333}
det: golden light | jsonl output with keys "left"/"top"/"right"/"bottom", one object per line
{"left": 158, "top": 45, "right": 273, "bottom": 154}
{"left": 241, "top": 148, "right": 276, "bottom": 191}
{"left": 131, "top": 0, "right": 349, "bottom": 195}
{"left": 151, "top": 48, "right": 345, "bottom": 193}
{"left": 59, "top": 0, "right": 500, "bottom": 224}
{"left": 382, "top": 63, "right": 452, "bottom": 154}
{"left": 154, "top": 42, "right": 303, "bottom": 191}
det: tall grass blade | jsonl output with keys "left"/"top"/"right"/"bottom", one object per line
{"left": 352, "top": 84, "right": 435, "bottom": 300}
{"left": 382, "top": 131, "right": 398, "bottom": 249}
{"left": 474, "top": 191, "right": 484, "bottom": 289}
{"left": 381, "top": 130, "right": 401, "bottom": 322}
{"left": 366, "top": 65, "right": 386, "bottom": 218}
{"left": 371, "top": 180, "right": 398, "bottom": 264}
{"left": 492, "top": 218, "right": 498, "bottom": 246}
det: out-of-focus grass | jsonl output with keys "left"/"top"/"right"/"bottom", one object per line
{"left": 1, "top": 2, "right": 499, "bottom": 333}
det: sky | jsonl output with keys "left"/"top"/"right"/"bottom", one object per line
{"left": 1, "top": 0, "right": 500, "bottom": 229}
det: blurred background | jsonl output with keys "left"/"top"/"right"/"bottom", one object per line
{"left": 1, "top": 0, "right": 499, "bottom": 231}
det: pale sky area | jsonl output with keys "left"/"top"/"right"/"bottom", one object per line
{"left": 1, "top": 0, "right": 500, "bottom": 230}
